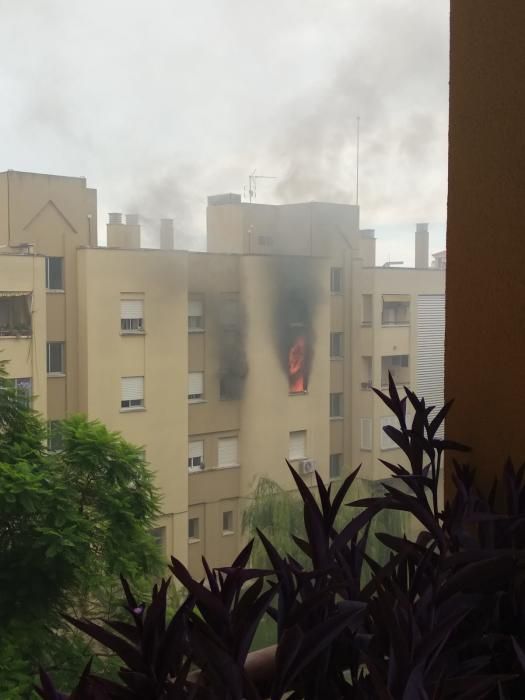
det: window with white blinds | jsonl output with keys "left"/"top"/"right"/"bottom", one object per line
{"left": 121, "top": 299, "right": 144, "bottom": 332}
{"left": 380, "top": 416, "right": 398, "bottom": 450}
{"left": 289, "top": 430, "right": 306, "bottom": 461}
{"left": 188, "top": 372, "right": 204, "bottom": 400}
{"left": 188, "top": 299, "right": 204, "bottom": 330}
{"left": 188, "top": 440, "right": 204, "bottom": 471}
{"left": 218, "top": 437, "right": 238, "bottom": 467}
{"left": 361, "top": 418, "right": 372, "bottom": 450}
{"left": 121, "top": 376, "right": 144, "bottom": 409}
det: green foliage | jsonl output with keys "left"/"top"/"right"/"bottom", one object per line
{"left": 0, "top": 360, "right": 163, "bottom": 696}
{"left": 242, "top": 473, "right": 408, "bottom": 576}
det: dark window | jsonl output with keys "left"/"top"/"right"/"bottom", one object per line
{"left": 151, "top": 526, "right": 166, "bottom": 554}
{"left": 330, "top": 332, "right": 343, "bottom": 357}
{"left": 188, "top": 517, "right": 200, "bottom": 540}
{"left": 47, "top": 420, "right": 64, "bottom": 452}
{"left": 47, "top": 342, "right": 65, "bottom": 374}
{"left": 330, "top": 267, "right": 343, "bottom": 293}
{"left": 45, "top": 257, "right": 64, "bottom": 290}
{"left": 222, "top": 511, "right": 234, "bottom": 533}
{"left": 0, "top": 294, "right": 32, "bottom": 336}
{"left": 330, "top": 392, "right": 343, "bottom": 418}
{"left": 14, "top": 377, "right": 32, "bottom": 406}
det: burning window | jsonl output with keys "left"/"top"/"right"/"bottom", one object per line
{"left": 0, "top": 293, "right": 32, "bottom": 336}
{"left": 288, "top": 329, "right": 307, "bottom": 393}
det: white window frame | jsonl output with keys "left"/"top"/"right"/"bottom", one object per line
{"left": 188, "top": 517, "right": 200, "bottom": 542}
{"left": 380, "top": 416, "right": 399, "bottom": 451}
{"left": 360, "top": 418, "right": 373, "bottom": 450}
{"left": 222, "top": 510, "right": 234, "bottom": 534}
{"left": 289, "top": 430, "right": 306, "bottom": 461}
{"left": 47, "top": 342, "right": 65, "bottom": 375}
{"left": 218, "top": 436, "right": 239, "bottom": 468}
{"left": 329, "top": 453, "right": 342, "bottom": 480}
{"left": 188, "top": 440, "right": 204, "bottom": 472}
{"left": 188, "top": 372, "right": 204, "bottom": 402}
{"left": 45, "top": 257, "right": 64, "bottom": 291}
{"left": 188, "top": 299, "right": 204, "bottom": 332}
{"left": 330, "top": 267, "right": 343, "bottom": 294}
{"left": 330, "top": 332, "right": 344, "bottom": 358}
{"left": 121, "top": 299, "right": 144, "bottom": 333}
{"left": 330, "top": 392, "right": 343, "bottom": 418}
{"left": 121, "top": 376, "right": 145, "bottom": 410}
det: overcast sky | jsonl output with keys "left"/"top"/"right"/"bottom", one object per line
{"left": 0, "top": 0, "right": 449, "bottom": 263}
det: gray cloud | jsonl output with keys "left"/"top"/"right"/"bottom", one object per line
{"left": 0, "top": 0, "right": 449, "bottom": 244}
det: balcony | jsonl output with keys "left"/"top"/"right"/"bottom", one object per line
{"left": 0, "top": 293, "right": 32, "bottom": 337}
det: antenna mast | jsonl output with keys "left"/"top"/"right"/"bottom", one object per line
{"left": 356, "top": 115, "right": 360, "bottom": 206}
{"left": 247, "top": 169, "right": 276, "bottom": 203}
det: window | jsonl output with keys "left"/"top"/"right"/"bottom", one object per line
{"left": 329, "top": 453, "right": 342, "bottom": 479}
{"left": 392, "top": 355, "right": 409, "bottom": 368}
{"left": 222, "top": 510, "right": 234, "bottom": 533}
{"left": 330, "top": 392, "right": 343, "bottom": 418}
{"left": 12, "top": 377, "right": 32, "bottom": 406}
{"left": 330, "top": 267, "right": 343, "bottom": 293}
{"left": 47, "top": 420, "right": 64, "bottom": 452}
{"left": 45, "top": 257, "right": 64, "bottom": 290}
{"left": 121, "top": 299, "right": 144, "bottom": 332}
{"left": 362, "top": 294, "right": 373, "bottom": 325}
{"left": 360, "top": 418, "right": 372, "bottom": 450}
{"left": 151, "top": 526, "right": 166, "bottom": 554}
{"left": 188, "top": 372, "right": 204, "bottom": 401}
{"left": 218, "top": 436, "right": 238, "bottom": 467}
{"left": 0, "top": 293, "right": 32, "bottom": 336}
{"left": 188, "top": 517, "right": 200, "bottom": 541}
{"left": 381, "top": 295, "right": 410, "bottom": 325}
{"left": 188, "top": 440, "right": 204, "bottom": 472}
{"left": 380, "top": 416, "right": 399, "bottom": 450}
{"left": 47, "top": 342, "right": 65, "bottom": 374}
{"left": 121, "top": 376, "right": 144, "bottom": 409}
{"left": 330, "top": 332, "right": 343, "bottom": 357}
{"left": 188, "top": 299, "right": 204, "bottom": 331}
{"left": 289, "top": 430, "right": 306, "bottom": 461}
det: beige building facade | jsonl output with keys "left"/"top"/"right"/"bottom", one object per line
{"left": 0, "top": 171, "right": 445, "bottom": 575}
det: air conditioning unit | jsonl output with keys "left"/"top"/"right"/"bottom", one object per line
{"left": 299, "top": 458, "right": 316, "bottom": 475}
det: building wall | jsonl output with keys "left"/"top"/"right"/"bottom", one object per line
{"left": 0, "top": 254, "right": 47, "bottom": 415}
{"left": 77, "top": 247, "right": 190, "bottom": 566}
{"left": 446, "top": 2, "right": 525, "bottom": 492}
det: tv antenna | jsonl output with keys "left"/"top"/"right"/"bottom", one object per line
{"left": 355, "top": 115, "right": 360, "bottom": 206}
{"left": 244, "top": 169, "right": 276, "bottom": 203}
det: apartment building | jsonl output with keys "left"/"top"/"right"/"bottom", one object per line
{"left": 0, "top": 170, "right": 445, "bottom": 575}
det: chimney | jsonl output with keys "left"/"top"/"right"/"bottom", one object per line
{"left": 107, "top": 212, "right": 141, "bottom": 249}
{"left": 415, "top": 223, "right": 429, "bottom": 268}
{"left": 160, "top": 218, "right": 174, "bottom": 250}
{"left": 359, "top": 229, "right": 376, "bottom": 266}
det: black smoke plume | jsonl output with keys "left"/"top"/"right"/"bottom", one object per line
{"left": 214, "top": 295, "right": 248, "bottom": 400}
{"left": 271, "top": 257, "right": 320, "bottom": 392}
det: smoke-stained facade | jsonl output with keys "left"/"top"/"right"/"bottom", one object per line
{"left": 271, "top": 257, "right": 320, "bottom": 393}
{"left": 215, "top": 294, "right": 248, "bottom": 400}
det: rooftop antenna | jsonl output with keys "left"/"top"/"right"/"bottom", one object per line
{"left": 247, "top": 169, "right": 276, "bottom": 203}
{"left": 356, "top": 115, "right": 360, "bottom": 206}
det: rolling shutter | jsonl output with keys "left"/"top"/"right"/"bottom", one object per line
{"left": 218, "top": 437, "right": 238, "bottom": 467}
{"left": 416, "top": 295, "right": 445, "bottom": 437}
{"left": 289, "top": 431, "right": 306, "bottom": 460}
{"left": 188, "top": 372, "right": 203, "bottom": 397}
{"left": 121, "top": 376, "right": 144, "bottom": 401}
{"left": 189, "top": 441, "right": 203, "bottom": 460}
{"left": 121, "top": 299, "right": 143, "bottom": 319}
{"left": 188, "top": 300, "right": 203, "bottom": 317}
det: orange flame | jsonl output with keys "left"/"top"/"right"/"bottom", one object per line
{"left": 288, "top": 335, "right": 306, "bottom": 393}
